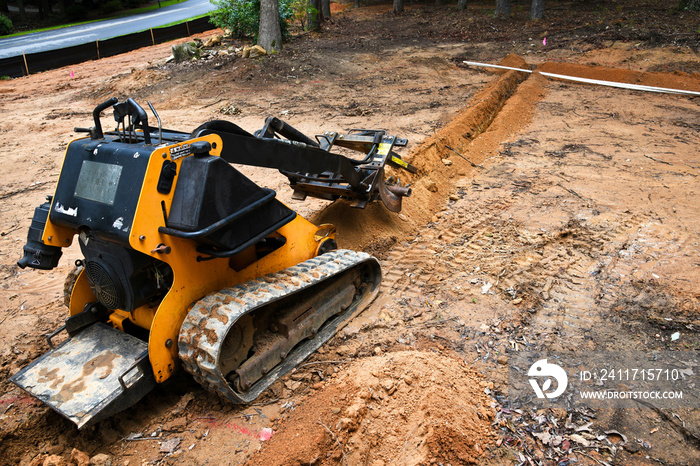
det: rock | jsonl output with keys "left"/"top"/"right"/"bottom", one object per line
{"left": 30, "top": 456, "right": 46, "bottom": 466}
{"left": 70, "top": 449, "right": 90, "bottom": 466}
{"left": 345, "top": 401, "right": 366, "bottom": 420}
{"left": 625, "top": 442, "right": 641, "bottom": 453}
{"left": 46, "top": 445, "right": 63, "bottom": 455}
{"left": 337, "top": 417, "right": 358, "bottom": 432}
{"left": 425, "top": 180, "right": 438, "bottom": 193}
{"left": 441, "top": 158, "right": 453, "bottom": 166}
{"left": 219, "top": 103, "right": 241, "bottom": 116}
{"left": 163, "top": 418, "right": 186, "bottom": 433}
{"left": 42, "top": 456, "right": 66, "bottom": 466}
{"left": 497, "top": 355, "right": 508, "bottom": 365}
{"left": 511, "top": 298, "right": 523, "bottom": 305}
{"left": 312, "top": 382, "right": 324, "bottom": 390}
{"left": 331, "top": 407, "right": 341, "bottom": 414}
{"left": 373, "top": 346, "right": 382, "bottom": 355}
{"left": 159, "top": 438, "right": 181, "bottom": 454}
{"left": 20, "top": 451, "right": 35, "bottom": 466}
{"left": 381, "top": 379, "right": 394, "bottom": 392}
{"left": 89, "top": 453, "right": 113, "bottom": 466}
{"left": 249, "top": 45, "right": 267, "bottom": 57}
{"left": 449, "top": 194, "right": 459, "bottom": 201}
{"left": 359, "top": 388, "right": 372, "bottom": 400}
{"left": 171, "top": 42, "right": 200, "bottom": 63}
{"left": 170, "top": 392, "right": 196, "bottom": 417}
{"left": 242, "top": 45, "right": 267, "bottom": 58}
{"left": 204, "top": 34, "right": 222, "bottom": 47}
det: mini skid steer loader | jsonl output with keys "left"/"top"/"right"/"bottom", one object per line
{"left": 11, "top": 97, "right": 414, "bottom": 428}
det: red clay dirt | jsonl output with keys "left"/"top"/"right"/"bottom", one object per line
{"left": 1, "top": 1, "right": 699, "bottom": 465}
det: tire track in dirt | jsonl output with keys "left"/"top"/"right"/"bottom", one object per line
{"left": 346, "top": 62, "right": 700, "bottom": 464}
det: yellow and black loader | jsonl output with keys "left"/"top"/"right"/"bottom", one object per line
{"left": 11, "top": 97, "right": 413, "bottom": 428}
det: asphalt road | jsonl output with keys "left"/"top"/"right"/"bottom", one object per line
{"left": 0, "top": 0, "right": 216, "bottom": 59}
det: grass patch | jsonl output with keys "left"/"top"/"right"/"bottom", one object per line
{"left": 151, "top": 12, "right": 210, "bottom": 30}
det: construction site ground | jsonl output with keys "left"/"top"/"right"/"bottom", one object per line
{"left": 1, "top": 1, "right": 699, "bottom": 465}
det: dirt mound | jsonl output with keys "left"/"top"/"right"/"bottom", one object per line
{"left": 250, "top": 351, "right": 496, "bottom": 465}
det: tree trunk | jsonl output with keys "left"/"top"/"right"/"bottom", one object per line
{"left": 531, "top": 0, "right": 544, "bottom": 20}
{"left": 457, "top": 0, "right": 467, "bottom": 11}
{"left": 307, "top": 0, "right": 321, "bottom": 30}
{"left": 393, "top": 0, "right": 403, "bottom": 14}
{"left": 322, "top": 0, "right": 330, "bottom": 21}
{"left": 17, "top": 0, "right": 26, "bottom": 21}
{"left": 435, "top": 0, "right": 445, "bottom": 6}
{"left": 494, "top": 0, "right": 510, "bottom": 18}
{"left": 0, "top": 0, "right": 9, "bottom": 14}
{"left": 258, "top": 0, "right": 282, "bottom": 53}
{"left": 40, "top": 0, "right": 51, "bottom": 18}
{"left": 354, "top": 0, "right": 359, "bottom": 7}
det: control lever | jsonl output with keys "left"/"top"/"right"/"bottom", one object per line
{"left": 91, "top": 97, "right": 119, "bottom": 139}
{"left": 126, "top": 98, "right": 151, "bottom": 145}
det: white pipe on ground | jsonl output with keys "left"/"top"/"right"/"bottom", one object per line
{"left": 462, "top": 60, "right": 700, "bottom": 97}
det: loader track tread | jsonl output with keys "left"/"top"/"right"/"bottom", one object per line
{"left": 178, "top": 249, "right": 379, "bottom": 404}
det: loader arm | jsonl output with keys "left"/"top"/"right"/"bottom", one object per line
{"left": 206, "top": 128, "right": 364, "bottom": 187}
{"left": 193, "top": 117, "right": 414, "bottom": 212}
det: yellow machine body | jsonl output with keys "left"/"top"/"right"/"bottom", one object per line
{"left": 11, "top": 98, "right": 394, "bottom": 429}
{"left": 49, "top": 134, "right": 335, "bottom": 383}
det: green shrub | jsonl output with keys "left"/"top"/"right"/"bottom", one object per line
{"left": 0, "top": 14, "right": 13, "bottom": 36}
{"left": 289, "top": 0, "right": 316, "bottom": 29}
{"left": 65, "top": 4, "right": 88, "bottom": 21}
{"left": 679, "top": 0, "right": 700, "bottom": 10}
{"left": 125, "top": 0, "right": 144, "bottom": 8}
{"left": 210, "top": 0, "right": 293, "bottom": 42}
{"left": 101, "top": 0, "right": 124, "bottom": 15}
{"left": 211, "top": 0, "right": 260, "bottom": 39}
{"left": 278, "top": 0, "right": 294, "bottom": 35}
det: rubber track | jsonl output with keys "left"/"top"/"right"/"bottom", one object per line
{"left": 178, "top": 249, "right": 379, "bottom": 403}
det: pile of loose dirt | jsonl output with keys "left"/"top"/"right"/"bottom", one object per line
{"left": 250, "top": 351, "right": 496, "bottom": 465}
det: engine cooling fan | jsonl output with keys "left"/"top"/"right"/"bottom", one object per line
{"left": 84, "top": 259, "right": 124, "bottom": 310}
